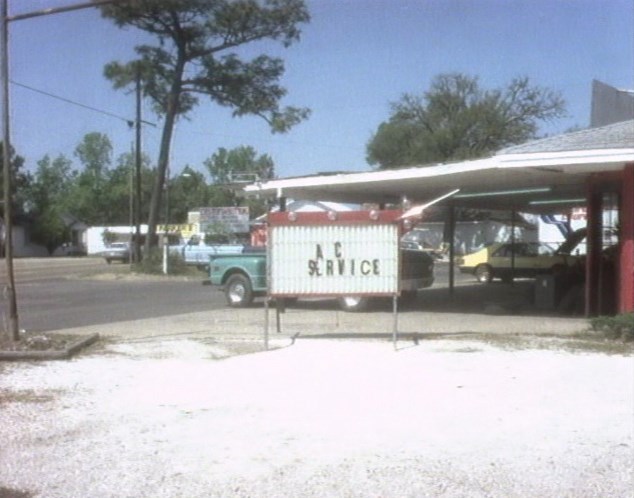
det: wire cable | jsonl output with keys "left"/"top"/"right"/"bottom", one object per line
{"left": 10, "top": 79, "right": 156, "bottom": 127}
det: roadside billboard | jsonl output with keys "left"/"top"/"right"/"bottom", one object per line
{"left": 188, "top": 207, "right": 250, "bottom": 234}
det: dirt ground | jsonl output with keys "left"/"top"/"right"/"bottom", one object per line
{"left": 0, "top": 307, "right": 632, "bottom": 498}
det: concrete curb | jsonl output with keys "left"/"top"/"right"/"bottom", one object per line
{"left": 0, "top": 333, "right": 100, "bottom": 362}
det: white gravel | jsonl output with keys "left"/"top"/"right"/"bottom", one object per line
{"left": 1, "top": 336, "right": 633, "bottom": 498}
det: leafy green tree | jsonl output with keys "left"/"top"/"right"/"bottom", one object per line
{"left": 75, "top": 131, "right": 112, "bottom": 178}
{"left": 0, "top": 142, "right": 31, "bottom": 220}
{"left": 105, "top": 151, "right": 156, "bottom": 225}
{"left": 168, "top": 167, "right": 209, "bottom": 224}
{"left": 29, "top": 208, "right": 70, "bottom": 255}
{"left": 204, "top": 145, "right": 275, "bottom": 218}
{"left": 27, "top": 155, "right": 75, "bottom": 254}
{"left": 367, "top": 73, "right": 566, "bottom": 169}
{"left": 97, "top": 0, "right": 311, "bottom": 251}
{"left": 205, "top": 146, "right": 275, "bottom": 185}
{"left": 70, "top": 132, "right": 114, "bottom": 224}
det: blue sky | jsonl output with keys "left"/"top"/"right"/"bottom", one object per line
{"left": 8, "top": 0, "right": 634, "bottom": 180}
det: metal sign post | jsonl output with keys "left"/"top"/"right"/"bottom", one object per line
{"left": 392, "top": 294, "right": 398, "bottom": 349}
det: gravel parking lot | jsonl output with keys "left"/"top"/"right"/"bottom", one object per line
{"left": 0, "top": 304, "right": 632, "bottom": 498}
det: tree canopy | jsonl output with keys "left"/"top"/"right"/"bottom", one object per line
{"left": 71, "top": 132, "right": 113, "bottom": 225}
{"left": 205, "top": 145, "right": 275, "bottom": 184}
{"left": 98, "top": 0, "right": 310, "bottom": 250}
{"left": 0, "top": 143, "right": 30, "bottom": 220}
{"left": 204, "top": 145, "right": 275, "bottom": 219}
{"left": 26, "top": 154, "right": 74, "bottom": 254}
{"left": 366, "top": 73, "right": 566, "bottom": 169}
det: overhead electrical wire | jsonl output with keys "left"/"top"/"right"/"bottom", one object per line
{"left": 10, "top": 79, "right": 156, "bottom": 127}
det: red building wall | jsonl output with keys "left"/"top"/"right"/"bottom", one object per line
{"left": 586, "top": 164, "right": 634, "bottom": 315}
{"left": 619, "top": 164, "right": 634, "bottom": 313}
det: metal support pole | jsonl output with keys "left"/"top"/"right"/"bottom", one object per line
{"left": 264, "top": 299, "right": 269, "bottom": 352}
{"left": 275, "top": 303, "right": 282, "bottom": 334}
{"left": 510, "top": 209, "right": 516, "bottom": 285}
{"left": 7, "top": 0, "right": 121, "bottom": 22}
{"left": 129, "top": 142, "right": 134, "bottom": 269}
{"left": 392, "top": 294, "right": 398, "bottom": 350}
{"left": 1, "top": 0, "right": 19, "bottom": 340}
{"left": 448, "top": 204, "right": 456, "bottom": 297}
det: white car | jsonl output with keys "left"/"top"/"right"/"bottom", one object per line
{"left": 102, "top": 243, "right": 131, "bottom": 264}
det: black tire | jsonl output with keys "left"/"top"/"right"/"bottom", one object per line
{"left": 224, "top": 274, "right": 254, "bottom": 307}
{"left": 475, "top": 264, "right": 493, "bottom": 284}
{"left": 338, "top": 296, "right": 369, "bottom": 312}
{"left": 399, "top": 290, "right": 418, "bottom": 305}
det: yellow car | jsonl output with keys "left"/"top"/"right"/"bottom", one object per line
{"left": 457, "top": 242, "right": 582, "bottom": 283}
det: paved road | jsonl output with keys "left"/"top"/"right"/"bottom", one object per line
{"left": 1, "top": 258, "right": 226, "bottom": 333}
{"left": 6, "top": 257, "right": 115, "bottom": 282}
{"left": 0, "top": 257, "right": 539, "bottom": 334}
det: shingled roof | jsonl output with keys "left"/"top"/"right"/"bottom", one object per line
{"left": 498, "top": 119, "right": 634, "bottom": 155}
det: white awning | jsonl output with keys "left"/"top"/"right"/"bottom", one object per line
{"left": 244, "top": 149, "right": 634, "bottom": 213}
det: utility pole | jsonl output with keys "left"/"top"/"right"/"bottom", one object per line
{"left": 134, "top": 66, "right": 143, "bottom": 263}
{"left": 1, "top": 0, "right": 126, "bottom": 340}
{"left": 1, "top": 0, "right": 18, "bottom": 340}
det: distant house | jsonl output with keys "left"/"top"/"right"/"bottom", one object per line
{"left": 0, "top": 212, "right": 90, "bottom": 258}
{"left": 51, "top": 214, "right": 89, "bottom": 256}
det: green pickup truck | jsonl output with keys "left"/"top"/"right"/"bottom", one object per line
{"left": 208, "top": 246, "right": 435, "bottom": 312}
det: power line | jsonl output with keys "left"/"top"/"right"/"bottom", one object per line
{"left": 10, "top": 79, "right": 157, "bottom": 127}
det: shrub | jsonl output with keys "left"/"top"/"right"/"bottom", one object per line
{"left": 134, "top": 248, "right": 190, "bottom": 276}
{"left": 590, "top": 313, "right": 634, "bottom": 342}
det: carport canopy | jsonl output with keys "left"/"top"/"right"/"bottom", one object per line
{"left": 242, "top": 121, "right": 634, "bottom": 315}
{"left": 243, "top": 121, "right": 634, "bottom": 215}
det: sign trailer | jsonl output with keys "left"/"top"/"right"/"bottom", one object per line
{"left": 265, "top": 209, "right": 404, "bottom": 348}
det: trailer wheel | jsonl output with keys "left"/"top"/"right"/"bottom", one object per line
{"left": 338, "top": 296, "right": 369, "bottom": 312}
{"left": 225, "top": 274, "right": 254, "bottom": 307}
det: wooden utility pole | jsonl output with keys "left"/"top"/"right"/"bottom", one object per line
{"left": 134, "top": 66, "right": 143, "bottom": 263}
{"left": 1, "top": 0, "right": 125, "bottom": 340}
{"left": 1, "top": 0, "right": 19, "bottom": 340}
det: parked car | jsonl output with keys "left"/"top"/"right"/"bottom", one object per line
{"left": 457, "top": 241, "right": 582, "bottom": 283}
{"left": 102, "top": 242, "right": 131, "bottom": 264}
{"left": 400, "top": 229, "right": 443, "bottom": 259}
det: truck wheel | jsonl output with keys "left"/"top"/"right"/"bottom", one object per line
{"left": 338, "top": 296, "right": 369, "bottom": 312}
{"left": 399, "top": 290, "right": 418, "bottom": 305}
{"left": 225, "top": 274, "right": 254, "bottom": 307}
{"left": 475, "top": 264, "right": 493, "bottom": 284}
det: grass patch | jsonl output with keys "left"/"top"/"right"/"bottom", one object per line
{"left": 0, "top": 487, "right": 34, "bottom": 498}
{"left": 452, "top": 347, "right": 483, "bottom": 353}
{"left": 447, "top": 331, "right": 634, "bottom": 355}
{"left": 133, "top": 248, "right": 193, "bottom": 276}
{"left": 0, "top": 388, "right": 63, "bottom": 405}
{"left": 590, "top": 313, "right": 634, "bottom": 342}
{"left": 0, "top": 333, "right": 81, "bottom": 353}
